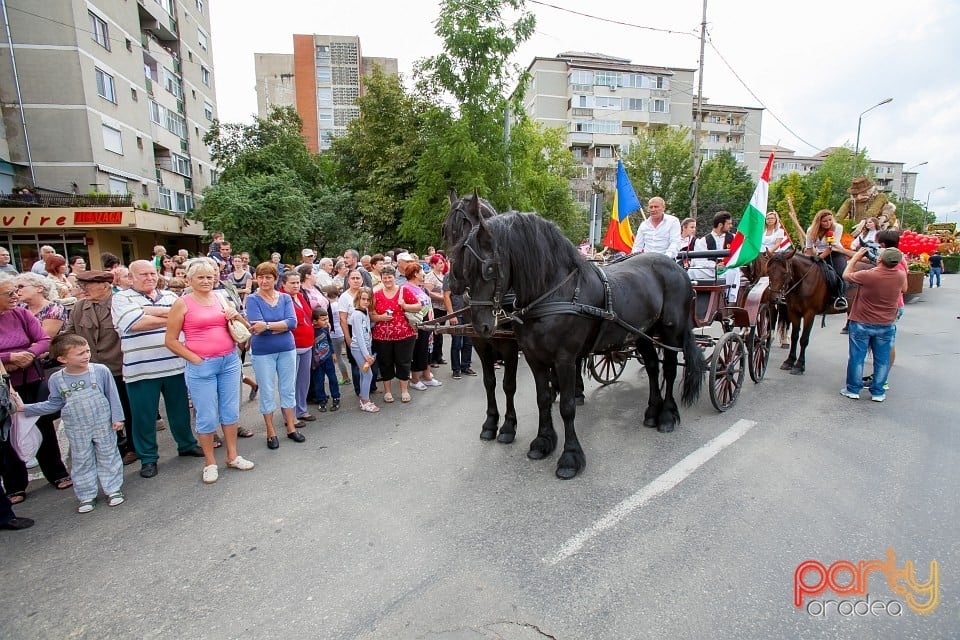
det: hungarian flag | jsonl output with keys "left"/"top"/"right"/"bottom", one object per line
{"left": 602, "top": 160, "right": 639, "bottom": 253}
{"left": 725, "top": 153, "right": 775, "bottom": 269}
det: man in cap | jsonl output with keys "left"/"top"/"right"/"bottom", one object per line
{"left": 839, "top": 246, "right": 907, "bottom": 402}
{"left": 63, "top": 271, "right": 137, "bottom": 464}
{"left": 837, "top": 176, "right": 890, "bottom": 225}
{"left": 301, "top": 248, "right": 317, "bottom": 272}
{"left": 394, "top": 252, "right": 414, "bottom": 285}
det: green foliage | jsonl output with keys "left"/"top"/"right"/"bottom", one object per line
{"left": 620, "top": 126, "right": 693, "bottom": 225}
{"left": 806, "top": 147, "right": 855, "bottom": 213}
{"left": 695, "top": 150, "right": 755, "bottom": 230}
{"left": 810, "top": 178, "right": 834, "bottom": 218}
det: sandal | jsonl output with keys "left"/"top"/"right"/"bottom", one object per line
{"left": 213, "top": 434, "right": 223, "bottom": 449}
{"left": 400, "top": 392, "right": 411, "bottom": 403}
{"left": 360, "top": 402, "right": 380, "bottom": 413}
{"left": 237, "top": 426, "right": 254, "bottom": 438}
{"left": 7, "top": 491, "right": 25, "bottom": 505}
{"left": 383, "top": 392, "right": 394, "bottom": 403}
{"left": 78, "top": 499, "right": 96, "bottom": 514}
{"left": 55, "top": 477, "right": 74, "bottom": 490}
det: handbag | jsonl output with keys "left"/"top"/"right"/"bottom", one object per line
{"left": 404, "top": 311, "right": 424, "bottom": 327}
{"left": 216, "top": 293, "right": 252, "bottom": 344}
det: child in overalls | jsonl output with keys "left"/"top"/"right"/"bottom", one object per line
{"left": 20, "top": 334, "right": 125, "bottom": 513}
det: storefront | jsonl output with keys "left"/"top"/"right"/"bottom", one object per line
{"left": 0, "top": 204, "right": 207, "bottom": 272}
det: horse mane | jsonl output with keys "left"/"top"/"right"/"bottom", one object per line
{"left": 485, "top": 212, "right": 586, "bottom": 305}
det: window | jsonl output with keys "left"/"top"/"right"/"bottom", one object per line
{"left": 90, "top": 12, "right": 110, "bottom": 50}
{"left": 198, "top": 28, "right": 208, "bottom": 51}
{"left": 622, "top": 74, "right": 649, "bottom": 89}
{"left": 171, "top": 153, "right": 191, "bottom": 177}
{"left": 201, "top": 66, "right": 210, "bottom": 87}
{"left": 95, "top": 68, "right": 116, "bottom": 103}
{"left": 317, "top": 87, "right": 332, "bottom": 105}
{"left": 594, "top": 71, "right": 619, "bottom": 87}
{"left": 163, "top": 67, "right": 182, "bottom": 99}
{"left": 597, "top": 147, "right": 613, "bottom": 158}
{"left": 316, "top": 65, "right": 331, "bottom": 83}
{"left": 655, "top": 76, "right": 668, "bottom": 89}
{"left": 136, "top": 136, "right": 143, "bottom": 149}
{"left": 569, "top": 70, "right": 593, "bottom": 85}
{"left": 125, "top": 39, "right": 132, "bottom": 52}
{"left": 149, "top": 100, "right": 162, "bottom": 124}
{"left": 203, "top": 101, "right": 213, "bottom": 121}
{"left": 628, "top": 98, "right": 644, "bottom": 111}
{"left": 315, "top": 45, "right": 330, "bottom": 61}
{"left": 651, "top": 99, "right": 668, "bottom": 113}
{"left": 210, "top": 169, "right": 220, "bottom": 185}
{"left": 195, "top": 0, "right": 204, "bottom": 14}
{"left": 318, "top": 108, "right": 333, "bottom": 125}
{"left": 594, "top": 96, "right": 621, "bottom": 110}
{"left": 158, "top": 187, "right": 172, "bottom": 210}
{"left": 176, "top": 192, "right": 193, "bottom": 212}
{"left": 108, "top": 176, "right": 128, "bottom": 195}
{"left": 102, "top": 124, "right": 122, "bottom": 154}
{"left": 165, "top": 110, "right": 186, "bottom": 138}
{"left": 156, "top": 0, "right": 173, "bottom": 13}
{"left": 188, "top": 51, "right": 193, "bottom": 62}
{"left": 572, "top": 120, "right": 621, "bottom": 134}
{"left": 572, "top": 147, "right": 584, "bottom": 160}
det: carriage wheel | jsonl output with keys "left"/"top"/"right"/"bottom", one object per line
{"left": 748, "top": 304, "right": 773, "bottom": 383}
{"left": 588, "top": 351, "right": 628, "bottom": 385}
{"left": 709, "top": 332, "right": 747, "bottom": 412}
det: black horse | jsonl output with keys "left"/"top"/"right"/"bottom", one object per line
{"left": 445, "top": 195, "right": 705, "bottom": 479}
{"left": 442, "top": 193, "right": 521, "bottom": 444}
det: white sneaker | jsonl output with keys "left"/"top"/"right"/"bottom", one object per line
{"left": 409, "top": 381, "right": 428, "bottom": 391}
{"left": 226, "top": 455, "right": 255, "bottom": 470}
{"left": 839, "top": 388, "right": 860, "bottom": 400}
{"left": 202, "top": 464, "right": 219, "bottom": 484}
{"left": 423, "top": 378, "right": 443, "bottom": 387}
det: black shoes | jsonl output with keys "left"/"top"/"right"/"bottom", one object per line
{"left": 452, "top": 371, "right": 462, "bottom": 379}
{"left": 318, "top": 402, "right": 327, "bottom": 413}
{"left": 267, "top": 436, "right": 280, "bottom": 450}
{"left": 0, "top": 517, "right": 35, "bottom": 531}
{"left": 287, "top": 431, "right": 306, "bottom": 443}
{"left": 178, "top": 447, "right": 205, "bottom": 457}
{"left": 298, "top": 414, "right": 316, "bottom": 422}
{"left": 139, "top": 462, "right": 158, "bottom": 478}
{"left": 462, "top": 368, "right": 478, "bottom": 376}
{"left": 331, "top": 398, "right": 340, "bottom": 412}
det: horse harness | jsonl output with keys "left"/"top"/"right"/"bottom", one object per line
{"left": 459, "top": 223, "right": 681, "bottom": 353}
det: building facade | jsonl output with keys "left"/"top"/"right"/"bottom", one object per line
{"left": 254, "top": 35, "right": 398, "bottom": 152}
{"left": 762, "top": 145, "right": 919, "bottom": 201}
{"left": 522, "top": 52, "right": 763, "bottom": 207}
{"left": 0, "top": 1, "right": 217, "bottom": 267}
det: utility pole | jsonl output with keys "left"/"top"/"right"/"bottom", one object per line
{"left": 689, "top": 0, "right": 707, "bottom": 218}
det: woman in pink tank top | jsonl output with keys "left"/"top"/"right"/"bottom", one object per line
{"left": 165, "top": 258, "right": 255, "bottom": 484}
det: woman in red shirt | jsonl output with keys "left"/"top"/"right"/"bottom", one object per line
{"left": 370, "top": 266, "right": 421, "bottom": 403}
{"left": 281, "top": 271, "right": 317, "bottom": 425}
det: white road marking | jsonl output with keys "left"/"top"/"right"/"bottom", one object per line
{"left": 547, "top": 419, "right": 758, "bottom": 565}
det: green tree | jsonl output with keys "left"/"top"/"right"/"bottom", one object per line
{"left": 331, "top": 67, "right": 427, "bottom": 249}
{"left": 197, "top": 105, "right": 361, "bottom": 260}
{"left": 620, "top": 126, "right": 693, "bottom": 227}
{"left": 695, "top": 150, "right": 755, "bottom": 230}
{"left": 805, "top": 146, "right": 860, "bottom": 214}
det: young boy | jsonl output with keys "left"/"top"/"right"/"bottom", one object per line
{"left": 20, "top": 335, "right": 126, "bottom": 513}
{"left": 311, "top": 308, "right": 341, "bottom": 412}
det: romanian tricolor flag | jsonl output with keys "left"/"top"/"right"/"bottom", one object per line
{"left": 724, "top": 152, "right": 775, "bottom": 269}
{"left": 602, "top": 160, "right": 639, "bottom": 253}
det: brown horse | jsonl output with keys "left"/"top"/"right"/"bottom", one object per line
{"left": 765, "top": 250, "right": 847, "bottom": 374}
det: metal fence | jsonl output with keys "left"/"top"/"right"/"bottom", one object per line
{"left": 0, "top": 193, "right": 134, "bottom": 208}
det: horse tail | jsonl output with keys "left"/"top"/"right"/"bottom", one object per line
{"left": 680, "top": 321, "right": 706, "bottom": 407}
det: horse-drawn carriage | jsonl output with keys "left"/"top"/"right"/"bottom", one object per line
{"left": 586, "top": 249, "right": 773, "bottom": 412}
{"left": 437, "top": 192, "right": 775, "bottom": 479}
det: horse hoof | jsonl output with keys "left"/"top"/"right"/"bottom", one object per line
{"left": 643, "top": 417, "right": 658, "bottom": 428}
{"left": 790, "top": 367, "right": 805, "bottom": 376}
{"left": 779, "top": 362, "right": 794, "bottom": 371}
{"left": 496, "top": 432, "right": 515, "bottom": 444}
{"left": 575, "top": 396, "right": 585, "bottom": 406}
{"left": 556, "top": 466, "right": 579, "bottom": 480}
{"left": 527, "top": 449, "right": 547, "bottom": 460}
{"left": 480, "top": 430, "right": 497, "bottom": 441}
{"left": 658, "top": 421, "right": 676, "bottom": 433}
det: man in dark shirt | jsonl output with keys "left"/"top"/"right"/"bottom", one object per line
{"left": 928, "top": 250, "right": 943, "bottom": 288}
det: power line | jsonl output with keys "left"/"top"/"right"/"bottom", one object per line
{"left": 526, "top": 0, "right": 700, "bottom": 39}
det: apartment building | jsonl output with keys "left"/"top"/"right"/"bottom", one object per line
{"left": 522, "top": 52, "right": 762, "bottom": 206}
{"left": 254, "top": 35, "right": 398, "bottom": 152}
{"left": 0, "top": 1, "right": 214, "bottom": 268}
{"left": 762, "top": 145, "right": 918, "bottom": 201}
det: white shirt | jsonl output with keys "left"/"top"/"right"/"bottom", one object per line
{"left": 631, "top": 214, "right": 682, "bottom": 259}
{"left": 761, "top": 228, "right": 786, "bottom": 253}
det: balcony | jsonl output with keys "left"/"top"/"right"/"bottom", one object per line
{"left": 137, "top": 0, "right": 178, "bottom": 42}
{"left": 731, "top": 123, "right": 746, "bottom": 133}
{"left": 0, "top": 193, "right": 133, "bottom": 208}
{"left": 571, "top": 107, "right": 593, "bottom": 117}
{"left": 569, "top": 132, "right": 593, "bottom": 144}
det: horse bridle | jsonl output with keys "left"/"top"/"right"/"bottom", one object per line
{"left": 768, "top": 254, "right": 809, "bottom": 303}
{"left": 459, "top": 221, "right": 510, "bottom": 324}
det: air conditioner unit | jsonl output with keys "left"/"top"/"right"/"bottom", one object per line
{"left": 609, "top": 84, "right": 617, "bottom": 92}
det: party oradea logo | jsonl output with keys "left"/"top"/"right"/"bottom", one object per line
{"left": 795, "top": 548, "right": 939, "bottom": 617}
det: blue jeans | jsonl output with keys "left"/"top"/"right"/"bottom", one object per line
{"left": 184, "top": 352, "right": 242, "bottom": 433}
{"left": 845, "top": 321, "right": 895, "bottom": 396}
{"left": 929, "top": 267, "right": 941, "bottom": 287}
{"left": 451, "top": 334, "right": 473, "bottom": 372}
{"left": 251, "top": 349, "right": 297, "bottom": 414}
{"left": 311, "top": 357, "right": 340, "bottom": 403}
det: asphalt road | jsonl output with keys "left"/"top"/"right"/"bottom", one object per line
{"left": 2, "top": 275, "right": 957, "bottom": 640}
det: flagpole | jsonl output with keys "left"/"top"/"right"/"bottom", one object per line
{"left": 690, "top": 0, "right": 708, "bottom": 219}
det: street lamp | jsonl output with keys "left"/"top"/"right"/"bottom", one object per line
{"left": 853, "top": 97, "right": 893, "bottom": 179}
{"left": 923, "top": 186, "right": 946, "bottom": 231}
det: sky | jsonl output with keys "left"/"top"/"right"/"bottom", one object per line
{"left": 208, "top": 0, "right": 960, "bottom": 221}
